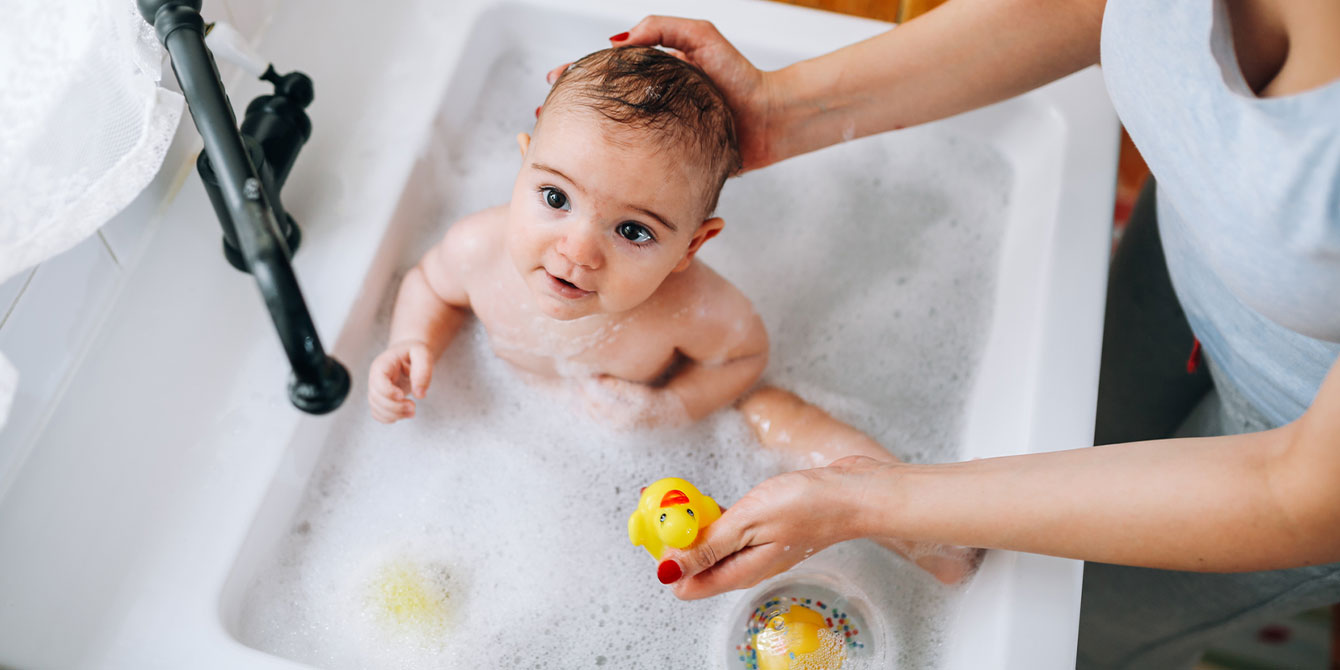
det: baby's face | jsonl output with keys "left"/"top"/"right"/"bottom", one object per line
{"left": 506, "top": 106, "right": 715, "bottom": 321}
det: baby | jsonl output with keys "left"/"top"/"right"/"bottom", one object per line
{"left": 368, "top": 45, "right": 979, "bottom": 584}
{"left": 367, "top": 46, "right": 768, "bottom": 428}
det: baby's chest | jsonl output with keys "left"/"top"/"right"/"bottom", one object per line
{"left": 476, "top": 306, "right": 679, "bottom": 382}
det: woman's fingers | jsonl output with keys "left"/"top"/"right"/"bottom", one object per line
{"left": 655, "top": 464, "right": 884, "bottom": 599}
{"left": 660, "top": 504, "right": 753, "bottom": 583}
{"left": 621, "top": 15, "right": 723, "bottom": 56}
{"left": 673, "top": 544, "right": 789, "bottom": 600}
{"left": 545, "top": 62, "right": 569, "bottom": 85}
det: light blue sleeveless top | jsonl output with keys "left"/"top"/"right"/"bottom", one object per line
{"left": 1100, "top": 0, "right": 1340, "bottom": 427}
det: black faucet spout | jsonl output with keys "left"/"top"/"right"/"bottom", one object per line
{"left": 140, "top": 0, "right": 350, "bottom": 414}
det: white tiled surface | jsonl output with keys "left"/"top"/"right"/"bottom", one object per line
{"left": 0, "top": 0, "right": 283, "bottom": 484}
{"left": 219, "top": 0, "right": 283, "bottom": 50}
{"left": 0, "top": 269, "right": 34, "bottom": 328}
{"left": 0, "top": 235, "right": 120, "bottom": 489}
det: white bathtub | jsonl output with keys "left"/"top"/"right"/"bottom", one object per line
{"left": 0, "top": 0, "right": 1116, "bottom": 668}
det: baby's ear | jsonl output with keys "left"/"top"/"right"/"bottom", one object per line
{"left": 673, "top": 217, "right": 725, "bottom": 272}
{"left": 516, "top": 132, "right": 531, "bottom": 157}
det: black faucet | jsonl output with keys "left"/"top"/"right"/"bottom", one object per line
{"left": 139, "top": 0, "right": 350, "bottom": 414}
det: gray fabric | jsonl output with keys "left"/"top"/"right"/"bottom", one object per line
{"left": 1094, "top": 179, "right": 1212, "bottom": 447}
{"left": 1101, "top": 0, "right": 1340, "bottom": 427}
{"left": 1080, "top": 1, "right": 1340, "bottom": 661}
{"left": 1078, "top": 560, "right": 1340, "bottom": 670}
{"left": 1081, "top": 192, "right": 1340, "bottom": 667}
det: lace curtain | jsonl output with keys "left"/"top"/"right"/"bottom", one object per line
{"left": 0, "top": 0, "right": 184, "bottom": 282}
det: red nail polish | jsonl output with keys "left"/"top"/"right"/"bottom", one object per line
{"left": 610, "top": 32, "right": 630, "bottom": 42}
{"left": 535, "top": 106, "right": 542, "bottom": 118}
{"left": 657, "top": 560, "right": 682, "bottom": 584}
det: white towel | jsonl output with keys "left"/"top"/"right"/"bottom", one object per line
{"left": 0, "top": 0, "right": 183, "bottom": 283}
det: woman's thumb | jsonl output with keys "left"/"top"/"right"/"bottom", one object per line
{"left": 657, "top": 508, "right": 745, "bottom": 584}
{"left": 622, "top": 15, "right": 718, "bottom": 55}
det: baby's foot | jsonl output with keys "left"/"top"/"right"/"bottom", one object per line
{"left": 876, "top": 537, "right": 985, "bottom": 585}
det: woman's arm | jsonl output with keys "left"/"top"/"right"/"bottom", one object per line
{"left": 662, "top": 358, "right": 1340, "bottom": 599}
{"left": 873, "top": 358, "right": 1340, "bottom": 572}
{"left": 614, "top": 0, "right": 1106, "bottom": 170}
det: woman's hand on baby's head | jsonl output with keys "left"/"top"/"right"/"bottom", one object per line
{"left": 546, "top": 16, "right": 774, "bottom": 171}
{"left": 367, "top": 340, "right": 435, "bottom": 424}
{"left": 606, "top": 16, "right": 775, "bottom": 171}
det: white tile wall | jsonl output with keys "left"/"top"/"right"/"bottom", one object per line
{"left": 0, "top": 0, "right": 283, "bottom": 479}
{"left": 0, "top": 236, "right": 121, "bottom": 477}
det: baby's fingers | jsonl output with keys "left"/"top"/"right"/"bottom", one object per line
{"left": 408, "top": 345, "right": 433, "bottom": 399}
{"left": 369, "top": 361, "right": 408, "bottom": 402}
{"left": 369, "top": 391, "right": 414, "bottom": 423}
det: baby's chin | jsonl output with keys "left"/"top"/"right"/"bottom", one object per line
{"left": 533, "top": 293, "right": 603, "bottom": 321}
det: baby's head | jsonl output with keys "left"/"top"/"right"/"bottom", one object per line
{"left": 507, "top": 46, "right": 741, "bottom": 320}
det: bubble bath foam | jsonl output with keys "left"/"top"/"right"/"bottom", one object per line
{"left": 235, "top": 47, "right": 1011, "bottom": 670}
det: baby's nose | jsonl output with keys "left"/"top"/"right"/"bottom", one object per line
{"left": 557, "top": 223, "right": 603, "bottom": 270}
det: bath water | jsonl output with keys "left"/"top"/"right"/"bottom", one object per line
{"left": 236, "top": 48, "right": 1011, "bottom": 669}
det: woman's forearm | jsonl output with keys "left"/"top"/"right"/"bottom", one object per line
{"left": 766, "top": 0, "right": 1106, "bottom": 162}
{"left": 866, "top": 421, "right": 1340, "bottom": 572}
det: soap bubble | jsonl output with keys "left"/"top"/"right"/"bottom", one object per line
{"left": 235, "top": 41, "right": 1009, "bottom": 669}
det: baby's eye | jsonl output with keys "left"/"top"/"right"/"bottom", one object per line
{"left": 616, "top": 221, "right": 654, "bottom": 244}
{"left": 541, "top": 186, "right": 569, "bottom": 211}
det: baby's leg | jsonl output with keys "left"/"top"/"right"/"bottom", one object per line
{"left": 738, "top": 387, "right": 984, "bottom": 585}
{"left": 738, "top": 387, "right": 894, "bottom": 467}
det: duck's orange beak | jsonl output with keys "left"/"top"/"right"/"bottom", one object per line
{"left": 659, "top": 490, "right": 690, "bottom": 507}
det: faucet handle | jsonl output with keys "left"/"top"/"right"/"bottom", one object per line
{"left": 261, "top": 68, "right": 314, "bottom": 109}
{"left": 290, "top": 357, "right": 351, "bottom": 415}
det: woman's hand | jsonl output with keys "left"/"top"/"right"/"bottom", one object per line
{"left": 547, "top": 17, "right": 778, "bottom": 171}
{"left": 657, "top": 455, "right": 892, "bottom": 599}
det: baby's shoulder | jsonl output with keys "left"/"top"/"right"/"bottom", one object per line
{"left": 422, "top": 205, "right": 507, "bottom": 293}
{"left": 440, "top": 205, "right": 507, "bottom": 257}
{"left": 660, "top": 261, "right": 759, "bottom": 325}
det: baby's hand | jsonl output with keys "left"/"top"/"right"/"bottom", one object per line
{"left": 367, "top": 340, "right": 434, "bottom": 423}
{"left": 579, "top": 375, "right": 688, "bottom": 430}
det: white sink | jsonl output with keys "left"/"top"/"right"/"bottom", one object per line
{"left": 0, "top": 1, "right": 1116, "bottom": 668}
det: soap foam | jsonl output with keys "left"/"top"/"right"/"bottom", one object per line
{"left": 236, "top": 47, "right": 1011, "bottom": 669}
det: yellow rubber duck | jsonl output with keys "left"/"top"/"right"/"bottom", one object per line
{"left": 628, "top": 477, "right": 721, "bottom": 560}
{"left": 753, "top": 605, "right": 846, "bottom": 670}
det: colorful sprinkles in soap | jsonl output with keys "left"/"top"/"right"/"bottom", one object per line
{"left": 736, "top": 596, "right": 866, "bottom": 669}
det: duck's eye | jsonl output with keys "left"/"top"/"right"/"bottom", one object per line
{"left": 659, "top": 513, "right": 667, "bottom": 523}
{"left": 686, "top": 509, "right": 695, "bottom": 517}
{"left": 616, "top": 221, "right": 654, "bottom": 244}
{"left": 541, "top": 186, "right": 569, "bottom": 210}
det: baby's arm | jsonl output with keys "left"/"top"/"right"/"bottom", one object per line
{"left": 660, "top": 283, "right": 770, "bottom": 422}
{"left": 367, "top": 218, "right": 478, "bottom": 423}
{"left": 581, "top": 284, "right": 767, "bottom": 429}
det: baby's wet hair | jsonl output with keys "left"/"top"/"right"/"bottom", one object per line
{"left": 543, "top": 46, "right": 742, "bottom": 217}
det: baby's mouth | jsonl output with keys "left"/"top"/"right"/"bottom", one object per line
{"left": 544, "top": 270, "right": 593, "bottom": 299}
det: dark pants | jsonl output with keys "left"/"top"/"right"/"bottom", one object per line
{"left": 1077, "top": 180, "right": 1340, "bottom": 669}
